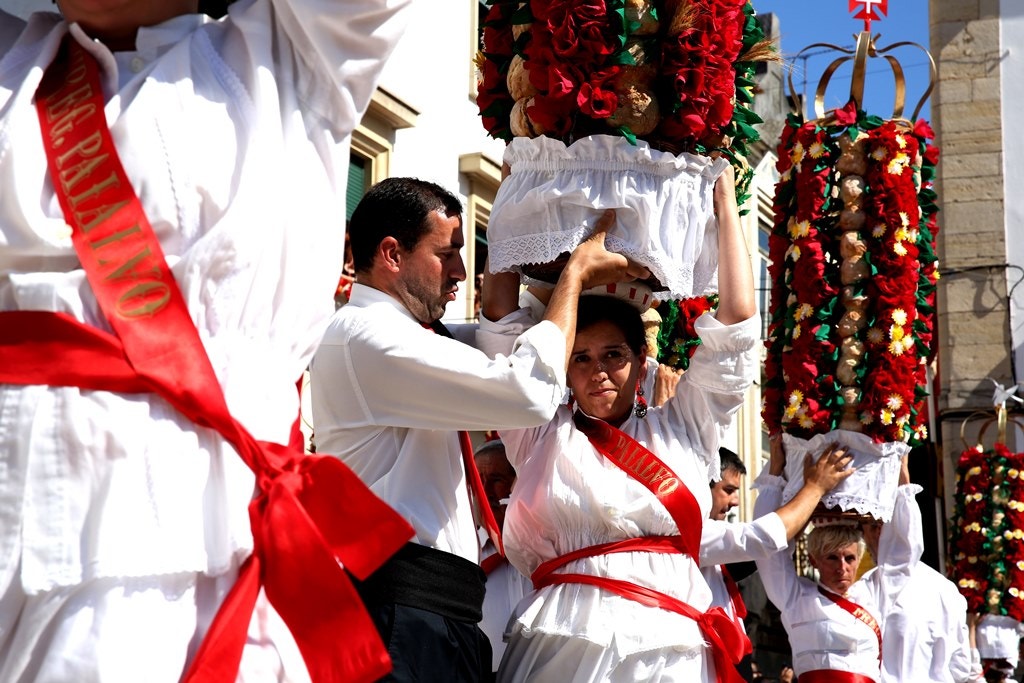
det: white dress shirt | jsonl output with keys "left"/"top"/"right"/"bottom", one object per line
{"left": 0, "top": 0, "right": 411, "bottom": 594}
{"left": 700, "top": 515, "right": 788, "bottom": 625}
{"left": 856, "top": 482, "right": 974, "bottom": 683}
{"left": 871, "top": 562, "right": 973, "bottom": 682}
{"left": 700, "top": 516, "right": 789, "bottom": 567}
{"left": 497, "top": 312, "right": 760, "bottom": 668}
{"left": 309, "top": 283, "right": 568, "bottom": 562}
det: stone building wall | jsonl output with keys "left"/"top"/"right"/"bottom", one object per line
{"left": 930, "top": 0, "right": 1010, "bottom": 503}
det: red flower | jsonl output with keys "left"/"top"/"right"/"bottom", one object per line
{"left": 526, "top": 93, "right": 574, "bottom": 137}
{"left": 834, "top": 100, "right": 859, "bottom": 125}
{"left": 482, "top": 10, "right": 514, "bottom": 57}
{"left": 914, "top": 119, "right": 936, "bottom": 140}
{"left": 542, "top": 0, "right": 616, "bottom": 62}
{"left": 577, "top": 66, "right": 620, "bottom": 119}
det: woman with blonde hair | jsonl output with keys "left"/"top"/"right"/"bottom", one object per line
{"left": 753, "top": 448, "right": 919, "bottom": 683}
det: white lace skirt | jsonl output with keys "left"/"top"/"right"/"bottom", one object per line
{"left": 488, "top": 135, "right": 730, "bottom": 300}
{"left": 779, "top": 430, "right": 910, "bottom": 522}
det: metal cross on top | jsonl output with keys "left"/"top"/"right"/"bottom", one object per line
{"left": 849, "top": 0, "right": 889, "bottom": 32}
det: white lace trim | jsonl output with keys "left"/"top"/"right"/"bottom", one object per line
{"left": 779, "top": 430, "right": 910, "bottom": 522}
{"left": 489, "top": 135, "right": 730, "bottom": 299}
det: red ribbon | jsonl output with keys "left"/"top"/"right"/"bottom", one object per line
{"left": 721, "top": 565, "right": 749, "bottom": 620}
{"left": 22, "top": 36, "right": 413, "bottom": 682}
{"left": 460, "top": 429, "right": 505, "bottom": 556}
{"left": 537, "top": 571, "right": 748, "bottom": 683}
{"left": 526, "top": 415, "right": 744, "bottom": 683}
{"left": 531, "top": 536, "right": 687, "bottom": 585}
{"left": 719, "top": 566, "right": 751, "bottom": 657}
{"left": 480, "top": 552, "right": 507, "bottom": 576}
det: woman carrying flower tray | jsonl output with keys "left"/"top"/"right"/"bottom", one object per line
{"left": 477, "top": 168, "right": 769, "bottom": 683}
{"left": 752, "top": 445, "right": 923, "bottom": 683}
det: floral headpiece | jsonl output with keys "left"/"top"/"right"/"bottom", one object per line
{"left": 476, "top": 0, "right": 776, "bottom": 208}
{"left": 760, "top": 103, "right": 940, "bottom": 447}
{"left": 950, "top": 441, "right": 1024, "bottom": 620}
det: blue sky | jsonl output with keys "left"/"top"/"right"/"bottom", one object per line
{"left": 751, "top": 0, "right": 934, "bottom": 121}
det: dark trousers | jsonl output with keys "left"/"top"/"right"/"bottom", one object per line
{"left": 353, "top": 543, "right": 492, "bottom": 683}
{"left": 366, "top": 602, "right": 494, "bottom": 683}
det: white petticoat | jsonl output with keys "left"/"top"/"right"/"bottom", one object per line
{"left": 498, "top": 627, "right": 713, "bottom": 683}
{"left": 774, "top": 430, "right": 910, "bottom": 522}
{"left": 977, "top": 614, "right": 1024, "bottom": 665}
{"left": 489, "top": 135, "right": 730, "bottom": 300}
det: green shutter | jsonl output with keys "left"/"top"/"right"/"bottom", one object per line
{"left": 346, "top": 157, "right": 367, "bottom": 221}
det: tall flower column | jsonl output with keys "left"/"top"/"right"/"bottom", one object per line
{"left": 761, "top": 104, "right": 940, "bottom": 521}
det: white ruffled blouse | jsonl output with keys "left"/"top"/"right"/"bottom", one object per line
{"left": 0, "top": 0, "right": 409, "bottom": 593}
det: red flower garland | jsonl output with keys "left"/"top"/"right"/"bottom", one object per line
{"left": 950, "top": 443, "right": 1024, "bottom": 619}
{"left": 762, "top": 108, "right": 940, "bottom": 446}
{"left": 763, "top": 121, "right": 841, "bottom": 437}
{"left": 477, "top": 0, "right": 755, "bottom": 154}
{"left": 857, "top": 121, "right": 926, "bottom": 441}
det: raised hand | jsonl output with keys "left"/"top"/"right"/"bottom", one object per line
{"left": 565, "top": 209, "right": 650, "bottom": 290}
{"left": 803, "top": 445, "right": 856, "bottom": 494}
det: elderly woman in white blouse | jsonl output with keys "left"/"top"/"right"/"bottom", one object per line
{"left": 753, "top": 446, "right": 920, "bottom": 683}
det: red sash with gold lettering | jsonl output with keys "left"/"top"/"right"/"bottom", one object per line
{"left": 527, "top": 412, "right": 746, "bottom": 683}
{"left": 573, "top": 411, "right": 702, "bottom": 557}
{"left": 0, "top": 35, "right": 414, "bottom": 683}
{"left": 818, "top": 586, "right": 883, "bottom": 665}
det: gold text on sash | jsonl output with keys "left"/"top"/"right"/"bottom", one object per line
{"left": 43, "top": 42, "right": 171, "bottom": 319}
{"left": 610, "top": 432, "right": 679, "bottom": 495}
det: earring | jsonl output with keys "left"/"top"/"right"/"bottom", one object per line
{"left": 634, "top": 379, "right": 648, "bottom": 419}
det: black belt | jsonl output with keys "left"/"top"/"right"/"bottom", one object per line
{"left": 352, "top": 542, "right": 486, "bottom": 623}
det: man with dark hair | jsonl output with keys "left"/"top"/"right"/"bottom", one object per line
{"left": 703, "top": 446, "right": 765, "bottom": 681}
{"left": 712, "top": 446, "right": 748, "bottom": 521}
{"left": 310, "top": 177, "right": 645, "bottom": 681}
{"left": 704, "top": 447, "right": 757, "bottom": 679}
